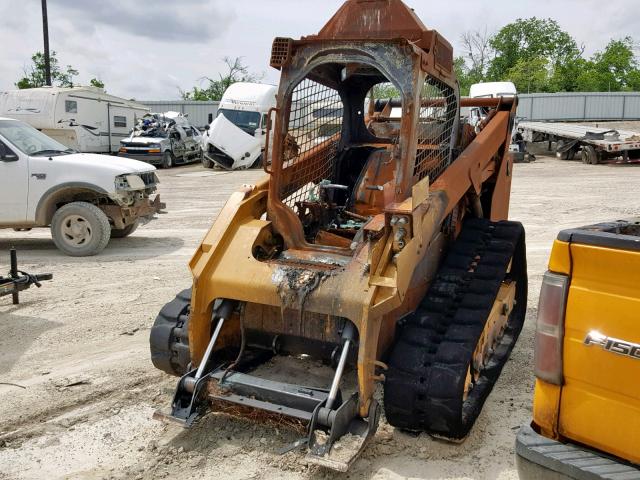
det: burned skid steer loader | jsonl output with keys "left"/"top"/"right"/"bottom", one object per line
{"left": 150, "top": 0, "right": 527, "bottom": 471}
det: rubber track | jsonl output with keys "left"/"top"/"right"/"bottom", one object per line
{"left": 149, "top": 288, "right": 192, "bottom": 376}
{"left": 384, "top": 219, "right": 527, "bottom": 439}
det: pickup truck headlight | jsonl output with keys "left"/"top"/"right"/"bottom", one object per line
{"left": 115, "top": 174, "right": 146, "bottom": 191}
{"left": 115, "top": 175, "right": 129, "bottom": 190}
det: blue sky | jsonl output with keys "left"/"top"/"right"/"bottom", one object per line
{"left": 1, "top": 0, "right": 637, "bottom": 100}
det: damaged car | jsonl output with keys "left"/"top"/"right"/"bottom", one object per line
{"left": 119, "top": 111, "right": 202, "bottom": 168}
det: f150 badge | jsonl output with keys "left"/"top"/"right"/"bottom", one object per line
{"left": 584, "top": 331, "right": 640, "bottom": 360}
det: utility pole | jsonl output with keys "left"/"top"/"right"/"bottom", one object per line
{"left": 41, "top": 0, "right": 52, "bottom": 86}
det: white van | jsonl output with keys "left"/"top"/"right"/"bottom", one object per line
{"left": 201, "top": 82, "right": 277, "bottom": 169}
{"left": 0, "top": 86, "right": 149, "bottom": 154}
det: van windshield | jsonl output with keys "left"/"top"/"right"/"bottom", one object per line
{"left": 0, "top": 119, "right": 73, "bottom": 156}
{"left": 218, "top": 109, "right": 261, "bottom": 134}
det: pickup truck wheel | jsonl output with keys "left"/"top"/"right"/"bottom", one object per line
{"left": 51, "top": 202, "right": 111, "bottom": 256}
{"left": 161, "top": 151, "right": 174, "bottom": 169}
{"left": 110, "top": 220, "right": 139, "bottom": 239}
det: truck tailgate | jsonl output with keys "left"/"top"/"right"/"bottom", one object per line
{"left": 560, "top": 225, "right": 640, "bottom": 464}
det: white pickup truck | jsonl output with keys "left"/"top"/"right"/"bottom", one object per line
{"left": 0, "top": 117, "right": 164, "bottom": 256}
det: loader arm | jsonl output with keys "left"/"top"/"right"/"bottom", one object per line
{"left": 431, "top": 105, "right": 516, "bottom": 222}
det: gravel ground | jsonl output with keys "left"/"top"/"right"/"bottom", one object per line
{"left": 1, "top": 155, "right": 639, "bottom": 480}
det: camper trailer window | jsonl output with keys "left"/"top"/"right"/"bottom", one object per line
{"left": 113, "top": 116, "right": 127, "bottom": 128}
{"left": 65, "top": 100, "right": 77, "bottom": 113}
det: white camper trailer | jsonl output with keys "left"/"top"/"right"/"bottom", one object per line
{"left": 202, "top": 82, "right": 277, "bottom": 169}
{"left": 0, "top": 86, "right": 149, "bottom": 154}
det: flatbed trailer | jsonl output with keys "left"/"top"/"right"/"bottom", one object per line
{"left": 519, "top": 121, "right": 640, "bottom": 164}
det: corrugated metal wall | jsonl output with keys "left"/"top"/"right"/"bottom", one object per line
{"left": 516, "top": 92, "right": 640, "bottom": 121}
{"left": 140, "top": 101, "right": 219, "bottom": 128}
{"left": 141, "top": 92, "right": 640, "bottom": 126}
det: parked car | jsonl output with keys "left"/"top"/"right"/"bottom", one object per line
{"left": 516, "top": 220, "right": 640, "bottom": 478}
{"left": 119, "top": 112, "right": 202, "bottom": 168}
{"left": 0, "top": 117, "right": 164, "bottom": 256}
{"left": 0, "top": 86, "right": 149, "bottom": 154}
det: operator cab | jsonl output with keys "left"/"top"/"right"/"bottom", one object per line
{"left": 267, "top": 60, "right": 458, "bottom": 252}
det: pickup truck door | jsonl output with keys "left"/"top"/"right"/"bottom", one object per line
{"left": 0, "top": 139, "right": 28, "bottom": 223}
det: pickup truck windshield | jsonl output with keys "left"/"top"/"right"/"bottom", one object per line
{"left": 0, "top": 120, "right": 73, "bottom": 156}
{"left": 218, "top": 109, "right": 261, "bottom": 133}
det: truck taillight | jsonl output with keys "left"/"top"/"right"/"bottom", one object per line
{"left": 534, "top": 271, "right": 569, "bottom": 385}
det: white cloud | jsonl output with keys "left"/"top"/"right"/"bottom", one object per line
{"left": 0, "top": 0, "right": 637, "bottom": 100}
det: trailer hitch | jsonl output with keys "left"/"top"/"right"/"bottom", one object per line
{"left": 0, "top": 248, "right": 53, "bottom": 305}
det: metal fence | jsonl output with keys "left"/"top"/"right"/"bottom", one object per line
{"left": 140, "top": 100, "right": 219, "bottom": 128}
{"left": 516, "top": 92, "right": 640, "bottom": 121}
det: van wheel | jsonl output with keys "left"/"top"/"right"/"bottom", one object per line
{"left": 110, "top": 220, "right": 139, "bottom": 238}
{"left": 51, "top": 202, "right": 111, "bottom": 256}
{"left": 161, "top": 151, "right": 174, "bottom": 169}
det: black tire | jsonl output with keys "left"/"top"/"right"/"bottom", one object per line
{"left": 581, "top": 145, "right": 599, "bottom": 165}
{"left": 50, "top": 202, "right": 111, "bottom": 256}
{"left": 161, "top": 151, "right": 174, "bottom": 169}
{"left": 150, "top": 288, "right": 192, "bottom": 376}
{"left": 110, "top": 220, "right": 139, "bottom": 239}
{"left": 202, "top": 154, "right": 214, "bottom": 169}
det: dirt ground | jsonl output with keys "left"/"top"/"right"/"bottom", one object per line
{"left": 1, "top": 153, "right": 639, "bottom": 480}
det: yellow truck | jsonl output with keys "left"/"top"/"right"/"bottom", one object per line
{"left": 517, "top": 220, "right": 640, "bottom": 478}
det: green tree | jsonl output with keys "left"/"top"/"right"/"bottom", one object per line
{"left": 505, "top": 56, "right": 551, "bottom": 93}
{"left": 371, "top": 82, "right": 400, "bottom": 99}
{"left": 89, "top": 78, "right": 105, "bottom": 90}
{"left": 16, "top": 51, "right": 79, "bottom": 89}
{"left": 181, "top": 57, "right": 262, "bottom": 101}
{"left": 454, "top": 56, "right": 475, "bottom": 96}
{"left": 487, "top": 18, "right": 582, "bottom": 92}
{"left": 575, "top": 38, "right": 640, "bottom": 91}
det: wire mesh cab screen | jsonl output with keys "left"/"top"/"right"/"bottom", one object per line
{"left": 280, "top": 78, "right": 344, "bottom": 209}
{"left": 413, "top": 77, "right": 457, "bottom": 182}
